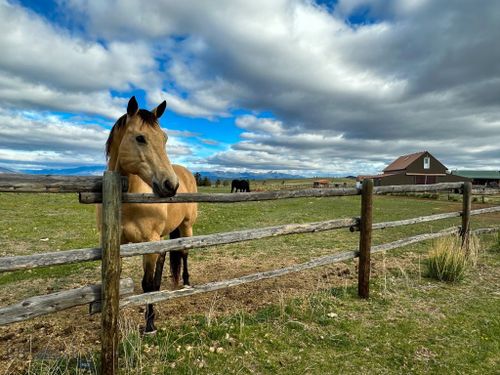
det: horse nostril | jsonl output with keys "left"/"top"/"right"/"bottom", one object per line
{"left": 163, "top": 180, "right": 178, "bottom": 195}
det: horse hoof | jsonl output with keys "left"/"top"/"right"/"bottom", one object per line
{"left": 142, "top": 328, "right": 157, "bottom": 336}
{"left": 182, "top": 285, "right": 193, "bottom": 289}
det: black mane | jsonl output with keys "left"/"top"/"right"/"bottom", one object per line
{"left": 105, "top": 109, "right": 159, "bottom": 158}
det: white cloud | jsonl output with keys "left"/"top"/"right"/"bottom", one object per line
{"left": 235, "top": 116, "right": 285, "bottom": 135}
{"left": 0, "top": 74, "right": 126, "bottom": 118}
{"left": 153, "top": 91, "right": 220, "bottom": 118}
{"left": 2, "top": 0, "right": 500, "bottom": 174}
{"left": 0, "top": 1, "right": 157, "bottom": 91}
{"left": 0, "top": 108, "right": 195, "bottom": 170}
{"left": 0, "top": 1, "right": 158, "bottom": 116}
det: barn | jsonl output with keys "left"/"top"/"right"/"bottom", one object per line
{"left": 451, "top": 170, "right": 500, "bottom": 187}
{"left": 357, "top": 151, "right": 469, "bottom": 186}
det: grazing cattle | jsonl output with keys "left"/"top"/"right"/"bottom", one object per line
{"left": 231, "top": 179, "right": 251, "bottom": 192}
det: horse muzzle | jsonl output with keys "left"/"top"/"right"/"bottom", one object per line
{"left": 152, "top": 178, "right": 179, "bottom": 198}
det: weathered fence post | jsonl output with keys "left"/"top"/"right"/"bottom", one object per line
{"left": 101, "top": 171, "right": 122, "bottom": 375}
{"left": 358, "top": 179, "right": 373, "bottom": 299}
{"left": 461, "top": 181, "right": 472, "bottom": 245}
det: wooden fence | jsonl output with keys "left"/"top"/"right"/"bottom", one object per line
{"left": 1, "top": 173, "right": 500, "bottom": 374}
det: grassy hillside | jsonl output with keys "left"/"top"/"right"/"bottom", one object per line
{"left": 0, "top": 186, "right": 499, "bottom": 374}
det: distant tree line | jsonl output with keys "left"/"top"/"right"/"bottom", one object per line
{"left": 193, "top": 173, "right": 229, "bottom": 187}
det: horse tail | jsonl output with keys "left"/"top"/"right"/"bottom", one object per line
{"left": 169, "top": 228, "right": 182, "bottom": 286}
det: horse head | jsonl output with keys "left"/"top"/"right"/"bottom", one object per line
{"left": 106, "top": 96, "right": 179, "bottom": 197}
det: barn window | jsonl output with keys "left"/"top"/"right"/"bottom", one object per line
{"left": 423, "top": 157, "right": 430, "bottom": 169}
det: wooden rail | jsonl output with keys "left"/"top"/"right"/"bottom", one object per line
{"left": 0, "top": 173, "right": 128, "bottom": 193}
{"left": 1, "top": 225, "right": 497, "bottom": 326}
{"left": 351, "top": 211, "right": 465, "bottom": 232}
{"left": 0, "top": 278, "right": 133, "bottom": 325}
{"left": 2, "top": 206, "right": 499, "bottom": 273}
{"left": 0, "top": 218, "right": 357, "bottom": 273}
{"left": 120, "top": 225, "right": 496, "bottom": 308}
{"left": 469, "top": 206, "right": 500, "bottom": 216}
{"left": 471, "top": 187, "right": 500, "bottom": 195}
{"left": 373, "top": 182, "right": 464, "bottom": 194}
{"left": 79, "top": 187, "right": 360, "bottom": 204}
{"left": 78, "top": 182, "right": 465, "bottom": 204}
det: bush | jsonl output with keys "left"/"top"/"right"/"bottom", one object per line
{"left": 427, "top": 234, "right": 480, "bottom": 282}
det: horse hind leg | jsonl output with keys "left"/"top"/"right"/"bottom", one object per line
{"left": 169, "top": 228, "right": 183, "bottom": 288}
{"left": 182, "top": 251, "right": 190, "bottom": 286}
{"left": 170, "top": 226, "right": 192, "bottom": 288}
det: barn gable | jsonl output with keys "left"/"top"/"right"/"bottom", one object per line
{"left": 384, "top": 151, "right": 447, "bottom": 174}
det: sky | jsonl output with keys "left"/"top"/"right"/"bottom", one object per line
{"left": 0, "top": 0, "right": 499, "bottom": 176}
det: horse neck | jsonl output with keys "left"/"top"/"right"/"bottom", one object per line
{"left": 127, "top": 174, "right": 153, "bottom": 193}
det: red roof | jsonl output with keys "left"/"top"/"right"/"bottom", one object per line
{"left": 383, "top": 151, "right": 426, "bottom": 172}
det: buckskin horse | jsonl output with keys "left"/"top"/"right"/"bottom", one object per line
{"left": 98, "top": 96, "right": 198, "bottom": 334}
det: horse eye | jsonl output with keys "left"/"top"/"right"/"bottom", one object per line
{"left": 136, "top": 135, "right": 147, "bottom": 144}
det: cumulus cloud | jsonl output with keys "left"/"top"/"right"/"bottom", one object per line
{"left": 0, "top": 1, "right": 158, "bottom": 116}
{"left": 2, "top": 0, "right": 500, "bottom": 174}
{"left": 61, "top": 0, "right": 500, "bottom": 173}
{"left": 0, "top": 108, "right": 195, "bottom": 170}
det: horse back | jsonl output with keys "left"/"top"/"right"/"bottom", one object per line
{"left": 173, "top": 164, "right": 197, "bottom": 194}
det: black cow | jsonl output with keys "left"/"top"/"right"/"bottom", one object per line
{"left": 231, "top": 179, "right": 251, "bottom": 192}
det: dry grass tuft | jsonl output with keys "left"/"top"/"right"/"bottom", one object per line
{"left": 427, "top": 233, "right": 480, "bottom": 282}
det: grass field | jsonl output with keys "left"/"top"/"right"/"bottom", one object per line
{"left": 0, "top": 185, "right": 499, "bottom": 374}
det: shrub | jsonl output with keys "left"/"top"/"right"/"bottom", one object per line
{"left": 427, "top": 234, "right": 480, "bottom": 282}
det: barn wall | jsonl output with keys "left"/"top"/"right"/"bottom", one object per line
{"left": 437, "top": 174, "right": 470, "bottom": 183}
{"left": 374, "top": 173, "right": 469, "bottom": 186}
{"left": 375, "top": 174, "right": 414, "bottom": 186}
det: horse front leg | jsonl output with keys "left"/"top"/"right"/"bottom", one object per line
{"left": 142, "top": 253, "right": 159, "bottom": 334}
{"left": 179, "top": 225, "right": 193, "bottom": 287}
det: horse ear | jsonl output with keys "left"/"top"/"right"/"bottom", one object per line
{"left": 152, "top": 101, "right": 167, "bottom": 119}
{"left": 127, "top": 96, "right": 139, "bottom": 117}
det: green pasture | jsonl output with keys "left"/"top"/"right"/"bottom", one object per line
{"left": 0, "top": 187, "right": 499, "bottom": 374}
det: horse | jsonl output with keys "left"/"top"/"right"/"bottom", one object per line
{"left": 231, "top": 179, "right": 250, "bottom": 192}
{"left": 98, "top": 96, "right": 198, "bottom": 334}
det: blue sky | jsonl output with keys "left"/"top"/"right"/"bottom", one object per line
{"left": 1, "top": 0, "right": 499, "bottom": 176}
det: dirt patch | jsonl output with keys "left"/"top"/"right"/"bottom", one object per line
{"left": 0, "top": 248, "right": 360, "bottom": 373}
{"left": 0, "top": 237, "right": 485, "bottom": 373}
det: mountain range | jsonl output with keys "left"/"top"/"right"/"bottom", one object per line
{"left": 0, "top": 165, "right": 308, "bottom": 180}
{"left": 0, "top": 167, "right": 20, "bottom": 174}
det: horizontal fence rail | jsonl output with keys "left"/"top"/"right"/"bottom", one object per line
{"left": 469, "top": 206, "right": 500, "bottom": 216}
{"left": 373, "top": 182, "right": 464, "bottom": 194}
{"left": 0, "top": 218, "right": 357, "bottom": 273}
{"left": 119, "top": 226, "right": 496, "bottom": 308}
{"left": 0, "top": 173, "right": 128, "bottom": 193}
{"left": 2, "top": 206, "right": 499, "bottom": 274}
{"left": 0, "top": 278, "right": 134, "bottom": 326}
{"left": 79, "top": 187, "right": 360, "bottom": 204}
{"left": 350, "top": 211, "right": 463, "bottom": 232}
{"left": 1, "top": 225, "right": 498, "bottom": 326}
{"left": 2, "top": 176, "right": 495, "bottom": 198}
{"left": 79, "top": 182, "right": 468, "bottom": 204}
{"left": 471, "top": 188, "right": 500, "bottom": 195}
